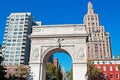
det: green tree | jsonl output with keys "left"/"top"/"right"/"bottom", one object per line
{"left": 0, "top": 65, "right": 6, "bottom": 80}
{"left": 0, "top": 52, "right": 6, "bottom": 80}
{"left": 46, "top": 62, "right": 62, "bottom": 80}
{"left": 66, "top": 69, "right": 72, "bottom": 80}
{"left": 0, "top": 56, "right": 3, "bottom": 65}
{"left": 118, "top": 54, "right": 120, "bottom": 70}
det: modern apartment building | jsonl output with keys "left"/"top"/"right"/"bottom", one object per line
{"left": 3, "top": 12, "right": 34, "bottom": 66}
{"left": 84, "top": 2, "right": 112, "bottom": 59}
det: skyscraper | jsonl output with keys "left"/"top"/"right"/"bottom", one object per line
{"left": 84, "top": 2, "right": 112, "bottom": 59}
{"left": 3, "top": 12, "right": 34, "bottom": 66}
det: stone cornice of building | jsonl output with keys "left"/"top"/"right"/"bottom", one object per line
{"left": 88, "top": 59, "right": 120, "bottom": 64}
{"left": 88, "top": 59, "right": 120, "bottom": 61}
{"left": 33, "top": 24, "right": 85, "bottom": 28}
{"left": 29, "top": 34, "right": 88, "bottom": 38}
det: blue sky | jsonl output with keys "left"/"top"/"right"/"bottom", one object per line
{"left": 0, "top": 0, "right": 120, "bottom": 71}
{"left": 54, "top": 52, "right": 72, "bottom": 72}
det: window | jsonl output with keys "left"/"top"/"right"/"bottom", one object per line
{"left": 116, "top": 74, "right": 119, "bottom": 78}
{"left": 20, "top": 22, "right": 24, "bottom": 24}
{"left": 98, "top": 66, "right": 100, "bottom": 69}
{"left": 104, "top": 74, "right": 107, "bottom": 79}
{"left": 15, "top": 22, "right": 19, "bottom": 24}
{"left": 4, "top": 59, "right": 8, "bottom": 61}
{"left": 17, "top": 43, "right": 22, "bottom": 46}
{"left": 14, "top": 29, "right": 18, "bottom": 31}
{"left": 14, "top": 32, "right": 17, "bottom": 34}
{"left": 14, "top": 63, "right": 18, "bottom": 66}
{"left": 8, "top": 35, "right": 12, "bottom": 38}
{"left": 8, "top": 40, "right": 11, "bottom": 42}
{"left": 19, "top": 32, "right": 22, "bottom": 34}
{"left": 13, "top": 35, "right": 17, "bottom": 38}
{"left": 103, "top": 66, "right": 106, "bottom": 71}
{"left": 18, "top": 36, "right": 22, "bottom": 38}
{"left": 5, "top": 51, "right": 9, "bottom": 54}
{"left": 11, "top": 19, "right": 14, "bottom": 21}
{"left": 10, "top": 59, "right": 14, "bottom": 61}
{"left": 10, "top": 51, "right": 15, "bottom": 55}
{"left": 16, "top": 18, "right": 19, "bottom": 21}
{"left": 11, "top": 47, "right": 15, "bottom": 50}
{"left": 103, "top": 61, "right": 105, "bottom": 64}
{"left": 110, "top": 66, "right": 112, "bottom": 71}
{"left": 19, "top": 25, "right": 23, "bottom": 28}
{"left": 7, "top": 43, "right": 11, "bottom": 46}
{"left": 91, "top": 18, "right": 94, "bottom": 20}
{"left": 21, "top": 15, "right": 25, "bottom": 17}
{"left": 21, "top": 18, "right": 24, "bottom": 21}
{"left": 17, "top": 39, "right": 22, "bottom": 42}
{"left": 5, "top": 55, "right": 9, "bottom": 57}
{"left": 116, "top": 66, "right": 118, "bottom": 71}
{"left": 88, "top": 23, "right": 90, "bottom": 26}
{"left": 12, "top": 43, "right": 16, "bottom": 46}
{"left": 15, "top": 55, "right": 20, "bottom": 57}
{"left": 19, "top": 29, "right": 23, "bottom": 31}
{"left": 6, "top": 47, "right": 10, "bottom": 51}
{"left": 97, "top": 61, "right": 99, "bottom": 64}
{"left": 16, "top": 51, "right": 20, "bottom": 54}
{"left": 8, "top": 68, "right": 13, "bottom": 71}
{"left": 110, "top": 74, "right": 113, "bottom": 78}
{"left": 96, "top": 18, "right": 97, "bottom": 20}
{"left": 13, "top": 39, "right": 16, "bottom": 42}
{"left": 9, "top": 63, "right": 13, "bottom": 66}
{"left": 16, "top": 47, "right": 20, "bottom": 50}
{"left": 15, "top": 59, "right": 19, "bottom": 61}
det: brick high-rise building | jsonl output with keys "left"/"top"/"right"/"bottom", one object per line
{"left": 53, "top": 58, "right": 60, "bottom": 69}
{"left": 84, "top": 2, "right": 112, "bottom": 59}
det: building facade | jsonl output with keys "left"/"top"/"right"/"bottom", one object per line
{"left": 84, "top": 2, "right": 112, "bottom": 59}
{"left": 53, "top": 58, "right": 60, "bottom": 69}
{"left": 94, "top": 59, "right": 120, "bottom": 80}
{"left": 3, "top": 12, "right": 34, "bottom": 66}
{"left": 5, "top": 65, "right": 29, "bottom": 79}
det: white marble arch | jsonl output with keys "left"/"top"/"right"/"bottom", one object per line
{"left": 28, "top": 24, "right": 88, "bottom": 80}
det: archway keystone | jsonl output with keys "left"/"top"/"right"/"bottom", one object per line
{"left": 29, "top": 24, "right": 88, "bottom": 80}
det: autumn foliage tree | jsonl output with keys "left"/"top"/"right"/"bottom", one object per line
{"left": 17, "top": 65, "right": 28, "bottom": 80}
{"left": 87, "top": 60, "right": 105, "bottom": 80}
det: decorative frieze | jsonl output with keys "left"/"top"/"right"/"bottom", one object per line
{"left": 31, "top": 38, "right": 86, "bottom": 44}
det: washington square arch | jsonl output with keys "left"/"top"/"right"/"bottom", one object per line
{"left": 27, "top": 1, "right": 106, "bottom": 80}
{"left": 28, "top": 23, "right": 88, "bottom": 80}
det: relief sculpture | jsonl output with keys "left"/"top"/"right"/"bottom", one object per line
{"left": 31, "top": 48, "right": 39, "bottom": 60}
{"left": 75, "top": 47, "right": 85, "bottom": 61}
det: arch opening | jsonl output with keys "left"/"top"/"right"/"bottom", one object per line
{"left": 42, "top": 48, "right": 73, "bottom": 80}
{"left": 42, "top": 48, "right": 73, "bottom": 63}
